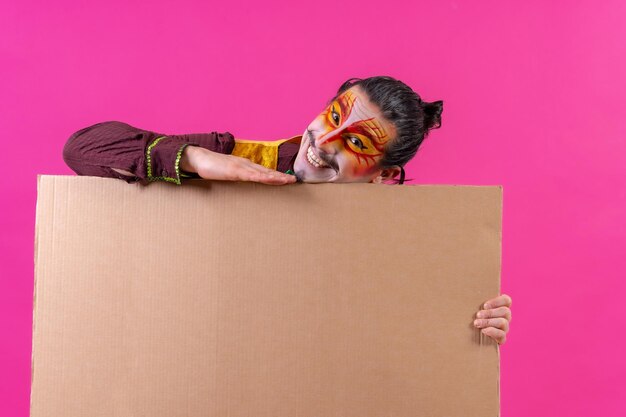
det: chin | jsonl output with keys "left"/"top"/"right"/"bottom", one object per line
{"left": 293, "top": 158, "right": 336, "bottom": 183}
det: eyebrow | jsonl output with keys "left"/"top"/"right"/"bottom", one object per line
{"left": 347, "top": 120, "right": 388, "bottom": 147}
{"left": 336, "top": 97, "right": 348, "bottom": 120}
{"left": 367, "top": 120, "right": 389, "bottom": 142}
{"left": 336, "top": 91, "right": 356, "bottom": 119}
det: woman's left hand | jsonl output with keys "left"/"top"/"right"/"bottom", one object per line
{"left": 473, "top": 294, "right": 512, "bottom": 345}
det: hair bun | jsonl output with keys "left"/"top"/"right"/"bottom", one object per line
{"left": 423, "top": 100, "right": 443, "bottom": 130}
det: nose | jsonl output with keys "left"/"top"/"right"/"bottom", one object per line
{"left": 315, "top": 128, "right": 345, "bottom": 151}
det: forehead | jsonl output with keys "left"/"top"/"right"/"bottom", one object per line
{"left": 335, "top": 86, "right": 396, "bottom": 139}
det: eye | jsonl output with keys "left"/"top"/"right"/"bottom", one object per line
{"left": 331, "top": 106, "right": 340, "bottom": 125}
{"left": 348, "top": 136, "right": 368, "bottom": 150}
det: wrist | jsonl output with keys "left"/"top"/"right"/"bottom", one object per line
{"left": 180, "top": 146, "right": 200, "bottom": 173}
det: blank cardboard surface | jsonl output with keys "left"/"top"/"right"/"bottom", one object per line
{"left": 31, "top": 175, "right": 502, "bottom": 417}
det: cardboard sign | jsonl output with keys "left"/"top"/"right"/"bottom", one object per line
{"left": 31, "top": 176, "right": 502, "bottom": 417}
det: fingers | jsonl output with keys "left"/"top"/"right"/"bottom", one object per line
{"left": 480, "top": 327, "right": 507, "bottom": 345}
{"left": 476, "top": 306, "right": 511, "bottom": 322}
{"left": 247, "top": 167, "right": 296, "bottom": 184}
{"left": 483, "top": 294, "right": 512, "bottom": 309}
{"left": 250, "top": 169, "right": 296, "bottom": 185}
{"left": 475, "top": 293, "right": 512, "bottom": 345}
{"left": 474, "top": 317, "right": 509, "bottom": 332}
{"left": 236, "top": 167, "right": 295, "bottom": 185}
{"left": 230, "top": 157, "right": 296, "bottom": 185}
{"left": 251, "top": 172, "right": 295, "bottom": 185}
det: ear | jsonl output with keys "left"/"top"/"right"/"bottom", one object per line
{"left": 371, "top": 166, "right": 402, "bottom": 184}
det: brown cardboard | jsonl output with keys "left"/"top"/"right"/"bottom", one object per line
{"left": 31, "top": 175, "right": 502, "bottom": 417}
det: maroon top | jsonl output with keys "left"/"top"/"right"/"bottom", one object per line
{"left": 63, "top": 121, "right": 300, "bottom": 185}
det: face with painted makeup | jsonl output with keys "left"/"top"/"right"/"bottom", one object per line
{"left": 293, "top": 86, "right": 401, "bottom": 183}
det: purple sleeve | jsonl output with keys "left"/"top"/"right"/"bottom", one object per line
{"left": 62, "top": 121, "right": 236, "bottom": 185}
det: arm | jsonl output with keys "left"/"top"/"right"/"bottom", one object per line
{"left": 63, "top": 120, "right": 232, "bottom": 185}
{"left": 63, "top": 121, "right": 294, "bottom": 185}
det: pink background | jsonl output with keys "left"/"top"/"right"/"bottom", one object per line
{"left": 1, "top": 1, "right": 625, "bottom": 416}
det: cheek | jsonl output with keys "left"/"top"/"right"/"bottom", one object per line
{"left": 346, "top": 163, "right": 375, "bottom": 178}
{"left": 337, "top": 148, "right": 378, "bottom": 178}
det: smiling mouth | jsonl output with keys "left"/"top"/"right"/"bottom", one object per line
{"left": 306, "top": 144, "right": 331, "bottom": 168}
{"left": 305, "top": 131, "right": 335, "bottom": 170}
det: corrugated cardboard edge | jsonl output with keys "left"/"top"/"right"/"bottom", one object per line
{"left": 473, "top": 183, "right": 502, "bottom": 417}
{"left": 31, "top": 174, "right": 54, "bottom": 415}
{"left": 496, "top": 185, "right": 503, "bottom": 417}
{"left": 30, "top": 174, "right": 43, "bottom": 415}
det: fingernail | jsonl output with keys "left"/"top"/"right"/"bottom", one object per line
{"left": 474, "top": 320, "right": 480, "bottom": 327}
{"left": 484, "top": 303, "right": 491, "bottom": 309}
{"left": 477, "top": 311, "right": 484, "bottom": 318}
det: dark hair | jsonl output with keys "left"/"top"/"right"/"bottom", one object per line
{"left": 330, "top": 76, "right": 443, "bottom": 179}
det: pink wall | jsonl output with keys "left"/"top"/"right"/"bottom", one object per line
{"left": 1, "top": 1, "right": 625, "bottom": 415}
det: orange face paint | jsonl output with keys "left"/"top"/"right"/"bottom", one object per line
{"left": 293, "top": 86, "right": 396, "bottom": 183}
{"left": 321, "top": 91, "right": 391, "bottom": 170}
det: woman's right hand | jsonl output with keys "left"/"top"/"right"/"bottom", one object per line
{"left": 180, "top": 146, "right": 296, "bottom": 185}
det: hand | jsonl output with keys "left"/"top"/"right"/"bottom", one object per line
{"left": 181, "top": 146, "right": 297, "bottom": 185}
{"left": 473, "top": 294, "right": 512, "bottom": 345}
